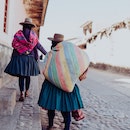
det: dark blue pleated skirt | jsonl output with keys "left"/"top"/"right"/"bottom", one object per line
{"left": 38, "top": 79, "right": 84, "bottom": 112}
{"left": 4, "top": 55, "right": 40, "bottom": 76}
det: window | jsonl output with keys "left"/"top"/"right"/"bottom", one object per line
{"left": 3, "top": 0, "right": 8, "bottom": 33}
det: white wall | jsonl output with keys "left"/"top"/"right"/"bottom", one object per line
{"left": 0, "top": 0, "right": 27, "bottom": 86}
{"left": 0, "top": 0, "right": 27, "bottom": 47}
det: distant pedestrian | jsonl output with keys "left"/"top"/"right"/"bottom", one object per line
{"left": 4, "top": 18, "right": 47, "bottom": 101}
{"left": 38, "top": 33, "right": 88, "bottom": 130}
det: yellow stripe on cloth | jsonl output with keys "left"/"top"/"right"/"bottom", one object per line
{"left": 42, "top": 41, "right": 90, "bottom": 92}
{"left": 58, "top": 47, "right": 74, "bottom": 92}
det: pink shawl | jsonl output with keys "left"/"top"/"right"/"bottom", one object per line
{"left": 12, "top": 30, "right": 38, "bottom": 54}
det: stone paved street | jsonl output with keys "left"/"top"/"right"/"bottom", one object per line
{"left": 40, "top": 88, "right": 130, "bottom": 130}
{"left": 39, "top": 69, "right": 130, "bottom": 130}
{"left": 0, "top": 76, "right": 41, "bottom": 130}
{"left": 0, "top": 68, "right": 130, "bottom": 130}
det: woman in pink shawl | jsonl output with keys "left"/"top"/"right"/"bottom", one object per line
{"left": 4, "top": 18, "right": 47, "bottom": 101}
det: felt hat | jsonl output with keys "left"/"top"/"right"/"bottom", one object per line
{"left": 48, "top": 33, "right": 64, "bottom": 42}
{"left": 19, "top": 18, "right": 35, "bottom": 27}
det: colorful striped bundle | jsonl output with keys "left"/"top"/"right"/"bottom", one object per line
{"left": 43, "top": 41, "right": 90, "bottom": 92}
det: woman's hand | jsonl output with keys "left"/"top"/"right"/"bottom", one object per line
{"left": 79, "top": 69, "right": 88, "bottom": 81}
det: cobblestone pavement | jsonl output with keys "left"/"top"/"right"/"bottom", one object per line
{"left": 40, "top": 90, "right": 130, "bottom": 130}
{"left": 39, "top": 75, "right": 130, "bottom": 130}
{"left": 1, "top": 70, "right": 130, "bottom": 130}
{"left": 14, "top": 76, "right": 42, "bottom": 130}
{"left": 0, "top": 76, "right": 41, "bottom": 130}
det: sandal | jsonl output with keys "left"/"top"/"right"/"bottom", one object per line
{"left": 19, "top": 92, "right": 24, "bottom": 102}
{"left": 25, "top": 91, "right": 29, "bottom": 97}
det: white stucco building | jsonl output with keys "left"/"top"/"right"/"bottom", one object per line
{"left": 0, "top": 0, "right": 48, "bottom": 88}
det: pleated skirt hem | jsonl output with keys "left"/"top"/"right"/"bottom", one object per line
{"left": 38, "top": 79, "right": 84, "bottom": 112}
{"left": 4, "top": 55, "right": 40, "bottom": 76}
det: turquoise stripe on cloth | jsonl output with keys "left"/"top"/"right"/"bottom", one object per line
{"left": 42, "top": 41, "right": 90, "bottom": 92}
{"left": 52, "top": 55, "right": 60, "bottom": 86}
{"left": 62, "top": 42, "right": 80, "bottom": 82}
{"left": 48, "top": 51, "right": 61, "bottom": 88}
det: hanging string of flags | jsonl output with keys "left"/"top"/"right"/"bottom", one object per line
{"left": 78, "top": 19, "right": 130, "bottom": 49}
{"left": 80, "top": 21, "right": 93, "bottom": 35}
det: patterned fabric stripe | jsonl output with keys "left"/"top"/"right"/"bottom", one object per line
{"left": 15, "top": 35, "right": 27, "bottom": 41}
{"left": 57, "top": 45, "right": 73, "bottom": 91}
{"left": 43, "top": 41, "right": 90, "bottom": 92}
{"left": 12, "top": 30, "right": 38, "bottom": 54}
{"left": 81, "top": 50, "right": 90, "bottom": 72}
{"left": 51, "top": 51, "right": 62, "bottom": 89}
{"left": 43, "top": 52, "right": 52, "bottom": 80}
{"left": 74, "top": 46, "right": 86, "bottom": 74}
{"left": 13, "top": 31, "right": 29, "bottom": 45}
{"left": 82, "top": 51, "right": 89, "bottom": 69}
{"left": 47, "top": 56, "right": 54, "bottom": 84}
{"left": 63, "top": 43, "right": 80, "bottom": 81}
{"left": 54, "top": 50, "right": 64, "bottom": 89}
{"left": 43, "top": 51, "right": 63, "bottom": 90}
{"left": 68, "top": 43, "right": 80, "bottom": 76}
{"left": 30, "top": 30, "right": 38, "bottom": 45}
{"left": 12, "top": 38, "right": 28, "bottom": 54}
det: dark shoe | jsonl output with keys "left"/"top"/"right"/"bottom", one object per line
{"left": 19, "top": 96, "right": 24, "bottom": 102}
{"left": 19, "top": 92, "right": 24, "bottom": 102}
{"left": 46, "top": 126, "right": 53, "bottom": 130}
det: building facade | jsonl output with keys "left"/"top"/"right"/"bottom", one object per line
{"left": 0, "top": 0, "right": 48, "bottom": 88}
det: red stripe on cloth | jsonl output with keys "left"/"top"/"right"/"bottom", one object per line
{"left": 55, "top": 50, "right": 69, "bottom": 91}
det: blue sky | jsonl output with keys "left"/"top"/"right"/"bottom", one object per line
{"left": 39, "top": 0, "right": 130, "bottom": 50}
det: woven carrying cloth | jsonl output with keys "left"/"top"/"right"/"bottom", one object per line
{"left": 12, "top": 30, "right": 38, "bottom": 54}
{"left": 43, "top": 41, "right": 90, "bottom": 92}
